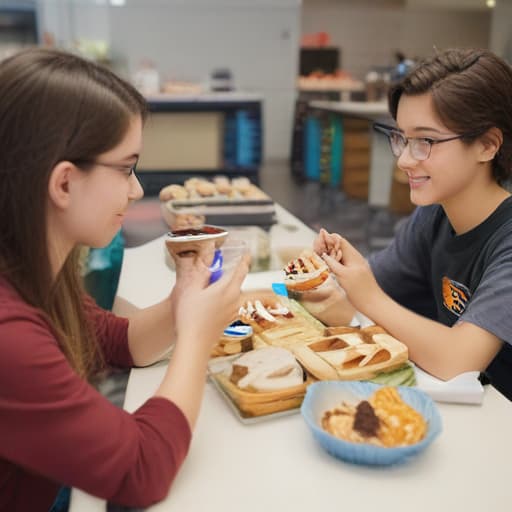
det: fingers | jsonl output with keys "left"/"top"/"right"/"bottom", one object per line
{"left": 228, "top": 253, "right": 251, "bottom": 289}
{"left": 174, "top": 254, "right": 211, "bottom": 288}
{"left": 314, "top": 228, "right": 343, "bottom": 262}
{"left": 335, "top": 235, "right": 364, "bottom": 264}
{"left": 321, "top": 252, "right": 345, "bottom": 276}
{"left": 313, "top": 228, "right": 327, "bottom": 255}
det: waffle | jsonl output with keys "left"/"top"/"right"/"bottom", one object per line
{"left": 291, "top": 326, "right": 408, "bottom": 381}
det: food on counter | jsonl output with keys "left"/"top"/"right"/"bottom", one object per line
{"left": 213, "top": 175, "right": 232, "bottom": 195}
{"left": 231, "top": 176, "right": 251, "bottom": 193}
{"left": 208, "top": 345, "right": 310, "bottom": 417}
{"left": 211, "top": 322, "right": 254, "bottom": 357}
{"left": 159, "top": 183, "right": 188, "bottom": 201}
{"left": 291, "top": 326, "right": 409, "bottom": 381}
{"left": 229, "top": 347, "right": 304, "bottom": 392}
{"left": 238, "top": 297, "right": 294, "bottom": 332}
{"left": 283, "top": 250, "right": 330, "bottom": 292}
{"left": 195, "top": 180, "right": 217, "bottom": 197}
{"left": 322, "top": 386, "right": 427, "bottom": 447}
{"left": 237, "top": 295, "right": 324, "bottom": 347}
{"left": 159, "top": 177, "right": 271, "bottom": 203}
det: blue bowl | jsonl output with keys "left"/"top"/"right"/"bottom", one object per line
{"left": 301, "top": 381, "right": 442, "bottom": 466}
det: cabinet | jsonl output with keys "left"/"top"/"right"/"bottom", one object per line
{"left": 137, "top": 93, "right": 263, "bottom": 195}
{"left": 293, "top": 100, "right": 390, "bottom": 201}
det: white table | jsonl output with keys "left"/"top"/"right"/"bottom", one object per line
{"left": 70, "top": 205, "right": 512, "bottom": 512}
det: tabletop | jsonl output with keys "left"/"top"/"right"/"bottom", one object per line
{"left": 70, "top": 204, "right": 512, "bottom": 512}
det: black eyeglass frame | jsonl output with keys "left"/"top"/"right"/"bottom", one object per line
{"left": 72, "top": 158, "right": 139, "bottom": 176}
{"left": 373, "top": 122, "right": 483, "bottom": 160}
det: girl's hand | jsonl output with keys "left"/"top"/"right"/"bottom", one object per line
{"left": 171, "top": 253, "right": 250, "bottom": 352}
{"left": 320, "top": 236, "right": 382, "bottom": 315}
{"left": 313, "top": 228, "right": 343, "bottom": 262}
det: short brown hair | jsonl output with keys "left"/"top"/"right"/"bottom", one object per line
{"left": 0, "top": 48, "right": 147, "bottom": 378}
{"left": 388, "top": 48, "right": 512, "bottom": 185}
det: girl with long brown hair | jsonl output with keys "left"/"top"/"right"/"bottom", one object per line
{"left": 0, "top": 48, "right": 248, "bottom": 511}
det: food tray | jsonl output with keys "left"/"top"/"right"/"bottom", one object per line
{"left": 208, "top": 374, "right": 305, "bottom": 425}
{"left": 161, "top": 199, "right": 276, "bottom": 228}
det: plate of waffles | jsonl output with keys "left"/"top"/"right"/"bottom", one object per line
{"left": 301, "top": 381, "right": 442, "bottom": 466}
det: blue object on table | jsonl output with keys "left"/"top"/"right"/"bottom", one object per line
{"left": 301, "top": 381, "right": 442, "bottom": 466}
{"left": 272, "top": 282, "right": 289, "bottom": 298}
{"left": 209, "top": 249, "right": 223, "bottom": 284}
{"left": 224, "top": 321, "right": 253, "bottom": 337}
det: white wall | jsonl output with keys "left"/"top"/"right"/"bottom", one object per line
{"left": 108, "top": 1, "right": 301, "bottom": 160}
{"left": 489, "top": 0, "right": 512, "bottom": 62}
{"left": 39, "top": 0, "right": 301, "bottom": 161}
{"left": 301, "top": 0, "right": 491, "bottom": 79}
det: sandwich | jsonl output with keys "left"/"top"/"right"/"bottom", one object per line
{"left": 283, "top": 250, "right": 330, "bottom": 292}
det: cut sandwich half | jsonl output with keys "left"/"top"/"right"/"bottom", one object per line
{"left": 283, "top": 250, "right": 330, "bottom": 292}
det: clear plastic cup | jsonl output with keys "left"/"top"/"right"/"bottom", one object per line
{"left": 210, "top": 238, "right": 249, "bottom": 283}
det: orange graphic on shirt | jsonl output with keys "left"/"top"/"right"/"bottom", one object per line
{"left": 442, "top": 276, "right": 470, "bottom": 317}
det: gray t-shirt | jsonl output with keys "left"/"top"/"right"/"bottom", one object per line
{"left": 369, "top": 198, "right": 512, "bottom": 399}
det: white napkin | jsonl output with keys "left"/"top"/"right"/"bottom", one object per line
{"left": 413, "top": 365, "right": 484, "bottom": 405}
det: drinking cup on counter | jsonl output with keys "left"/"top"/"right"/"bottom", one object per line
{"left": 165, "top": 225, "right": 228, "bottom": 268}
{"left": 164, "top": 226, "right": 248, "bottom": 284}
{"left": 209, "top": 238, "right": 249, "bottom": 283}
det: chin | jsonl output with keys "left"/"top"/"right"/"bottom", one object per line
{"left": 88, "top": 234, "right": 119, "bottom": 249}
{"left": 409, "top": 191, "right": 434, "bottom": 207}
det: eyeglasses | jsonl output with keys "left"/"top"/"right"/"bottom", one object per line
{"left": 73, "top": 158, "right": 138, "bottom": 176}
{"left": 373, "top": 122, "right": 480, "bottom": 161}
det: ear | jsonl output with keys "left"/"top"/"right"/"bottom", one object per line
{"left": 47, "top": 161, "right": 77, "bottom": 210}
{"left": 477, "top": 127, "right": 503, "bottom": 163}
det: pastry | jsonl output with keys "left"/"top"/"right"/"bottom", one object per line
{"left": 283, "top": 250, "right": 330, "bottom": 292}
{"left": 231, "top": 176, "right": 251, "bottom": 193}
{"left": 238, "top": 295, "right": 323, "bottom": 347}
{"left": 213, "top": 175, "right": 232, "bottom": 195}
{"left": 209, "top": 346, "right": 311, "bottom": 417}
{"left": 229, "top": 346, "right": 304, "bottom": 392}
{"left": 159, "top": 183, "right": 188, "bottom": 201}
{"left": 195, "top": 180, "right": 217, "bottom": 197}
{"left": 291, "top": 326, "right": 408, "bottom": 381}
{"left": 238, "top": 297, "right": 294, "bottom": 333}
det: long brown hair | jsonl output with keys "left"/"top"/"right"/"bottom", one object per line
{"left": 0, "top": 48, "right": 147, "bottom": 379}
{"left": 388, "top": 48, "right": 512, "bottom": 185}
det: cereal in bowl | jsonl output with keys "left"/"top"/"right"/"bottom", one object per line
{"left": 321, "top": 386, "right": 427, "bottom": 448}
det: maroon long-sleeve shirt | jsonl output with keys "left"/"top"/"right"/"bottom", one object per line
{"left": 0, "top": 277, "right": 191, "bottom": 511}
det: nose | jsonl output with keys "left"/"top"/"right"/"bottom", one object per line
{"left": 129, "top": 173, "right": 144, "bottom": 200}
{"left": 396, "top": 143, "right": 418, "bottom": 171}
